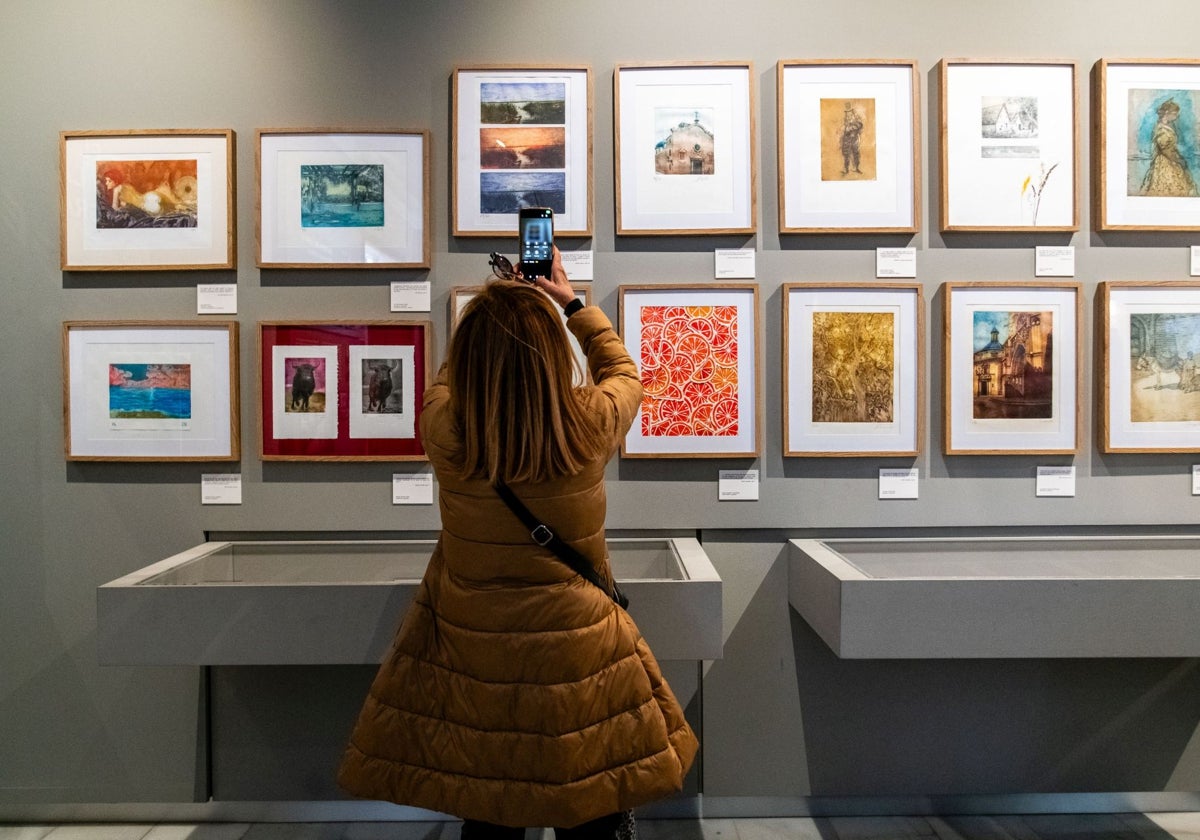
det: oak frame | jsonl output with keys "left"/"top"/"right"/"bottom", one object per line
{"left": 777, "top": 58, "right": 920, "bottom": 234}
{"left": 939, "top": 59, "right": 1080, "bottom": 232}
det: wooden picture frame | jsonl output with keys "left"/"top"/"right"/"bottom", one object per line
{"left": 619, "top": 284, "right": 761, "bottom": 458}
{"left": 940, "top": 60, "right": 1080, "bottom": 232}
{"left": 777, "top": 59, "right": 920, "bottom": 234}
{"left": 258, "top": 321, "right": 432, "bottom": 461}
{"left": 1095, "top": 59, "right": 1200, "bottom": 231}
{"left": 60, "top": 129, "right": 235, "bottom": 271}
{"left": 256, "top": 128, "right": 431, "bottom": 269}
{"left": 783, "top": 282, "right": 924, "bottom": 456}
{"left": 615, "top": 61, "right": 756, "bottom": 235}
{"left": 449, "top": 284, "right": 593, "bottom": 385}
{"left": 452, "top": 65, "right": 593, "bottom": 237}
{"left": 63, "top": 320, "right": 239, "bottom": 461}
{"left": 1099, "top": 280, "right": 1200, "bottom": 452}
{"left": 943, "top": 281, "right": 1082, "bottom": 455}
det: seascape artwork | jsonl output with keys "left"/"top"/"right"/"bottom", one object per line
{"left": 479, "top": 82, "right": 566, "bottom": 125}
{"left": 479, "top": 171, "right": 566, "bottom": 214}
{"left": 1126, "top": 89, "right": 1200, "bottom": 197}
{"left": 300, "top": 164, "right": 384, "bottom": 228}
{"left": 979, "top": 95, "right": 1040, "bottom": 158}
{"left": 971, "top": 310, "right": 1054, "bottom": 419}
{"left": 361, "top": 358, "right": 403, "bottom": 414}
{"left": 638, "top": 305, "right": 740, "bottom": 437}
{"left": 95, "top": 159, "right": 199, "bottom": 228}
{"left": 810, "top": 312, "right": 893, "bottom": 423}
{"left": 477, "top": 80, "right": 568, "bottom": 216}
{"left": 283, "top": 357, "right": 327, "bottom": 413}
{"left": 819, "top": 98, "right": 877, "bottom": 181}
{"left": 108, "top": 363, "right": 191, "bottom": 419}
{"left": 1129, "top": 312, "right": 1200, "bottom": 422}
{"left": 653, "top": 107, "right": 715, "bottom": 175}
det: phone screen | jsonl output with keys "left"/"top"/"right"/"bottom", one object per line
{"left": 519, "top": 209, "right": 553, "bottom": 277}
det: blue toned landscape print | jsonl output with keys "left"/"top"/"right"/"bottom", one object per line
{"left": 479, "top": 171, "right": 565, "bottom": 214}
{"left": 480, "top": 82, "right": 567, "bottom": 125}
{"left": 109, "top": 363, "right": 192, "bottom": 419}
{"left": 301, "top": 164, "right": 384, "bottom": 228}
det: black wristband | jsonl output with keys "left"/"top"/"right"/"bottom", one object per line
{"left": 562, "top": 298, "right": 585, "bottom": 317}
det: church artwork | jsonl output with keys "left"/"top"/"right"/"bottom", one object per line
{"left": 971, "top": 311, "right": 1054, "bottom": 420}
{"left": 654, "top": 108, "right": 716, "bottom": 175}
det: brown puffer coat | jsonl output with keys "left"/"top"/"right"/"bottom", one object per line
{"left": 337, "top": 306, "right": 699, "bottom": 828}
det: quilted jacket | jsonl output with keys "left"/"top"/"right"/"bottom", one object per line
{"left": 337, "top": 306, "right": 699, "bottom": 828}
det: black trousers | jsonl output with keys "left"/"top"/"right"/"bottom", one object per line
{"left": 461, "top": 812, "right": 623, "bottom": 840}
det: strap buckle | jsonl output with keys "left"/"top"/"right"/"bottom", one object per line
{"left": 530, "top": 524, "right": 554, "bottom": 546}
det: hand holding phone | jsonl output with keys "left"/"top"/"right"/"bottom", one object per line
{"left": 518, "top": 207, "right": 554, "bottom": 279}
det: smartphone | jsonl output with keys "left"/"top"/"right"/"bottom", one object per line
{"left": 518, "top": 207, "right": 554, "bottom": 280}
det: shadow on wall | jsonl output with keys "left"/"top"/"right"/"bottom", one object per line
{"left": 790, "top": 612, "right": 1200, "bottom": 796}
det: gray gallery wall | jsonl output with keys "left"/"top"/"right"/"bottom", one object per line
{"left": 4, "top": 0, "right": 1200, "bottom": 819}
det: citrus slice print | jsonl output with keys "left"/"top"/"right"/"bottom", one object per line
{"left": 639, "top": 304, "right": 739, "bottom": 438}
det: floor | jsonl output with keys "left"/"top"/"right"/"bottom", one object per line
{"left": 2, "top": 814, "right": 1200, "bottom": 840}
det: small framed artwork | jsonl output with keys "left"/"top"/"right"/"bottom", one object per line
{"left": 63, "top": 321, "right": 239, "bottom": 461}
{"left": 777, "top": 59, "right": 920, "bottom": 234}
{"left": 940, "top": 60, "right": 1079, "bottom": 231}
{"left": 257, "top": 129, "right": 430, "bottom": 268}
{"left": 619, "top": 284, "right": 761, "bottom": 458}
{"left": 452, "top": 65, "right": 592, "bottom": 237}
{"left": 943, "top": 281, "right": 1082, "bottom": 455}
{"left": 1099, "top": 281, "right": 1200, "bottom": 452}
{"left": 60, "top": 129, "right": 235, "bottom": 271}
{"left": 1095, "top": 59, "right": 1200, "bottom": 231}
{"left": 259, "top": 321, "right": 432, "bottom": 461}
{"left": 783, "top": 283, "right": 924, "bottom": 456}
{"left": 615, "top": 62, "right": 756, "bottom": 235}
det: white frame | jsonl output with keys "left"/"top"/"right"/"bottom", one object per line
{"left": 940, "top": 60, "right": 1079, "bottom": 231}
{"left": 619, "top": 284, "right": 761, "bottom": 458}
{"left": 257, "top": 129, "right": 429, "bottom": 268}
{"left": 64, "top": 321, "right": 239, "bottom": 461}
{"left": 453, "top": 65, "right": 592, "bottom": 237}
{"left": 784, "top": 283, "right": 923, "bottom": 456}
{"left": 944, "top": 281, "right": 1081, "bottom": 455}
{"left": 777, "top": 59, "right": 919, "bottom": 234}
{"left": 615, "top": 62, "right": 756, "bottom": 235}
{"left": 61, "top": 130, "right": 234, "bottom": 271}
{"left": 1100, "top": 281, "right": 1200, "bottom": 452}
{"left": 1095, "top": 59, "right": 1200, "bottom": 231}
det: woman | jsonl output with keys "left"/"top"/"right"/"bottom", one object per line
{"left": 337, "top": 248, "right": 699, "bottom": 839}
{"left": 1141, "top": 98, "right": 1198, "bottom": 197}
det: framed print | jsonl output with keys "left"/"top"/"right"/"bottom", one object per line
{"left": 940, "top": 60, "right": 1079, "bottom": 231}
{"left": 615, "top": 62, "right": 756, "bottom": 235}
{"left": 450, "top": 284, "right": 592, "bottom": 385}
{"left": 60, "top": 129, "right": 235, "bottom": 271}
{"left": 943, "top": 281, "right": 1081, "bottom": 455}
{"left": 453, "top": 65, "right": 592, "bottom": 237}
{"left": 783, "top": 283, "right": 923, "bottom": 456}
{"left": 63, "top": 321, "right": 239, "bottom": 461}
{"left": 777, "top": 59, "right": 919, "bottom": 234}
{"left": 1100, "top": 281, "right": 1200, "bottom": 452}
{"left": 619, "top": 284, "right": 761, "bottom": 458}
{"left": 1095, "top": 59, "right": 1200, "bottom": 231}
{"left": 257, "top": 129, "right": 430, "bottom": 268}
{"left": 259, "top": 321, "right": 432, "bottom": 461}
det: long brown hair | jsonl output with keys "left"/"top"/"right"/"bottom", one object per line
{"left": 448, "top": 281, "right": 605, "bottom": 484}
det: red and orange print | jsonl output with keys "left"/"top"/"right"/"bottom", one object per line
{"left": 639, "top": 305, "right": 739, "bottom": 437}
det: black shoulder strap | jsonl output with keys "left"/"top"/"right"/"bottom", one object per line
{"left": 493, "top": 481, "right": 627, "bottom": 608}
